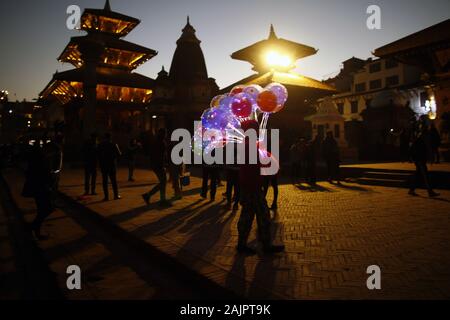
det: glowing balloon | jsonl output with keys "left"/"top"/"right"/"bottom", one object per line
{"left": 266, "top": 83, "right": 288, "bottom": 106}
{"left": 256, "top": 90, "right": 278, "bottom": 113}
{"left": 210, "top": 94, "right": 226, "bottom": 109}
{"left": 218, "top": 95, "right": 233, "bottom": 112}
{"left": 230, "top": 93, "right": 254, "bottom": 119}
{"left": 230, "top": 85, "right": 245, "bottom": 96}
{"left": 243, "top": 84, "right": 263, "bottom": 101}
{"left": 201, "top": 108, "right": 230, "bottom": 130}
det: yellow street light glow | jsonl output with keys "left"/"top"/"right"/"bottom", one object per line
{"left": 265, "top": 51, "right": 292, "bottom": 68}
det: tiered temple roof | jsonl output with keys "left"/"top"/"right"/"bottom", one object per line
{"left": 231, "top": 25, "right": 318, "bottom": 73}
{"left": 40, "top": 0, "right": 156, "bottom": 105}
{"left": 223, "top": 25, "right": 335, "bottom": 94}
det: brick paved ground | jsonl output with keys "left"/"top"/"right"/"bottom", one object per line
{"left": 48, "top": 165, "right": 450, "bottom": 300}
{"left": 0, "top": 200, "right": 21, "bottom": 299}
{"left": 342, "top": 162, "right": 450, "bottom": 171}
{"left": 2, "top": 169, "right": 162, "bottom": 299}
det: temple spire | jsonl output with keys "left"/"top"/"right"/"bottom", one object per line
{"left": 179, "top": 16, "right": 199, "bottom": 43}
{"left": 104, "top": 0, "right": 111, "bottom": 11}
{"left": 268, "top": 24, "right": 277, "bottom": 39}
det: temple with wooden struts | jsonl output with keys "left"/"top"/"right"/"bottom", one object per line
{"left": 39, "top": 0, "right": 157, "bottom": 150}
{"left": 148, "top": 17, "right": 218, "bottom": 133}
{"left": 223, "top": 25, "right": 336, "bottom": 145}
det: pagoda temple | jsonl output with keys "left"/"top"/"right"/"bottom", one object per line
{"left": 148, "top": 17, "right": 219, "bottom": 133}
{"left": 40, "top": 0, "right": 157, "bottom": 151}
{"left": 223, "top": 25, "right": 336, "bottom": 149}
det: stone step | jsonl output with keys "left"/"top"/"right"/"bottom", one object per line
{"left": 356, "top": 177, "right": 407, "bottom": 188}
{"left": 364, "top": 171, "right": 411, "bottom": 181}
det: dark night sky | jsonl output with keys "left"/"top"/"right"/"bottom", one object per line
{"left": 0, "top": 0, "right": 449, "bottom": 101}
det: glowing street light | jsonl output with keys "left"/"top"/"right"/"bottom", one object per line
{"left": 265, "top": 51, "right": 292, "bottom": 68}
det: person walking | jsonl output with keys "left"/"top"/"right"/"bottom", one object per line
{"left": 168, "top": 138, "right": 183, "bottom": 201}
{"left": 237, "top": 120, "right": 284, "bottom": 255}
{"left": 322, "top": 131, "right": 341, "bottom": 184}
{"left": 408, "top": 116, "right": 439, "bottom": 197}
{"left": 22, "top": 139, "right": 54, "bottom": 240}
{"left": 429, "top": 122, "right": 441, "bottom": 164}
{"left": 262, "top": 172, "right": 279, "bottom": 211}
{"left": 98, "top": 133, "right": 122, "bottom": 201}
{"left": 142, "top": 128, "right": 171, "bottom": 207}
{"left": 43, "top": 133, "right": 64, "bottom": 207}
{"left": 82, "top": 133, "right": 98, "bottom": 196}
{"left": 201, "top": 148, "right": 219, "bottom": 201}
{"left": 306, "top": 134, "right": 323, "bottom": 186}
{"left": 126, "top": 138, "right": 140, "bottom": 182}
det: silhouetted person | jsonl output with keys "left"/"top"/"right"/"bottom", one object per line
{"left": 306, "top": 134, "right": 321, "bottom": 185}
{"left": 126, "top": 138, "right": 140, "bottom": 181}
{"left": 22, "top": 140, "right": 54, "bottom": 240}
{"left": 82, "top": 133, "right": 98, "bottom": 195}
{"left": 201, "top": 148, "right": 219, "bottom": 201}
{"left": 142, "top": 128, "right": 171, "bottom": 207}
{"left": 98, "top": 133, "right": 121, "bottom": 201}
{"left": 168, "top": 139, "right": 183, "bottom": 201}
{"left": 237, "top": 120, "right": 284, "bottom": 255}
{"left": 289, "top": 139, "right": 300, "bottom": 183}
{"left": 43, "top": 133, "right": 64, "bottom": 205}
{"left": 262, "top": 173, "right": 279, "bottom": 210}
{"left": 399, "top": 129, "right": 410, "bottom": 162}
{"left": 225, "top": 144, "right": 240, "bottom": 210}
{"left": 298, "top": 138, "right": 308, "bottom": 182}
{"left": 429, "top": 123, "right": 441, "bottom": 164}
{"left": 408, "top": 116, "right": 439, "bottom": 197}
{"left": 322, "top": 131, "right": 341, "bottom": 184}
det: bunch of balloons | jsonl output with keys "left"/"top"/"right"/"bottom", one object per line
{"left": 194, "top": 82, "right": 288, "bottom": 155}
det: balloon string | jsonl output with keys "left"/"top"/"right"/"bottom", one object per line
{"left": 259, "top": 112, "right": 269, "bottom": 142}
{"left": 226, "top": 123, "right": 245, "bottom": 137}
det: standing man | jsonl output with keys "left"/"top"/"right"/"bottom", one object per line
{"left": 237, "top": 120, "right": 284, "bottom": 255}
{"left": 322, "top": 131, "right": 341, "bottom": 184}
{"left": 22, "top": 139, "right": 54, "bottom": 240}
{"left": 142, "top": 128, "right": 171, "bottom": 207}
{"left": 43, "top": 132, "right": 64, "bottom": 205}
{"left": 126, "top": 138, "right": 140, "bottom": 182}
{"left": 82, "top": 133, "right": 98, "bottom": 196}
{"left": 98, "top": 133, "right": 122, "bottom": 201}
{"left": 201, "top": 147, "right": 219, "bottom": 202}
{"left": 408, "top": 116, "right": 439, "bottom": 197}
{"left": 168, "top": 138, "right": 183, "bottom": 201}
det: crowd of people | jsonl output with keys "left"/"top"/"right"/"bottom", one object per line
{"left": 289, "top": 131, "right": 341, "bottom": 185}
{"left": 11, "top": 115, "right": 443, "bottom": 250}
